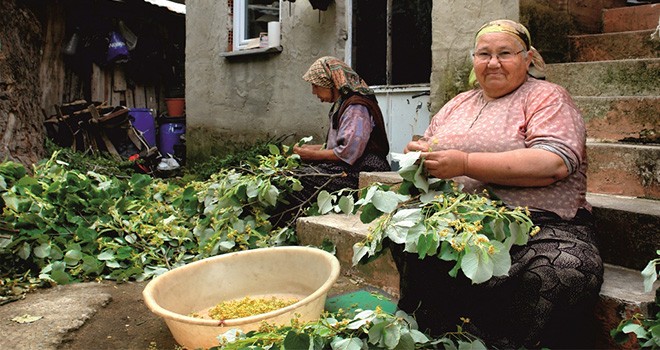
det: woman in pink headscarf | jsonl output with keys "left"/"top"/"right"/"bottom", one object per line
{"left": 396, "top": 20, "right": 603, "bottom": 348}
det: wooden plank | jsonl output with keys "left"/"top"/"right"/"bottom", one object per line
{"left": 125, "top": 87, "right": 135, "bottom": 108}
{"left": 113, "top": 66, "right": 127, "bottom": 92}
{"left": 111, "top": 90, "right": 121, "bottom": 106}
{"left": 105, "top": 69, "right": 113, "bottom": 104}
{"left": 134, "top": 85, "right": 146, "bottom": 108}
{"left": 146, "top": 85, "right": 158, "bottom": 111}
{"left": 91, "top": 63, "right": 104, "bottom": 103}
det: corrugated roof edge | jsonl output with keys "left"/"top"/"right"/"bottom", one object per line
{"left": 144, "top": 0, "right": 185, "bottom": 14}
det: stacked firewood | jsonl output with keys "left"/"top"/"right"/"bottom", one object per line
{"left": 43, "top": 100, "right": 159, "bottom": 169}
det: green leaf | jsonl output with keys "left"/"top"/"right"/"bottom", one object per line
{"left": 330, "top": 337, "right": 363, "bottom": 350}
{"left": 507, "top": 221, "right": 529, "bottom": 246}
{"left": 34, "top": 243, "right": 51, "bottom": 259}
{"left": 359, "top": 203, "right": 382, "bottom": 224}
{"left": 17, "top": 242, "right": 30, "bottom": 260}
{"left": 372, "top": 190, "right": 404, "bottom": 213}
{"left": 97, "top": 250, "right": 115, "bottom": 261}
{"left": 392, "top": 152, "right": 421, "bottom": 169}
{"left": 622, "top": 323, "right": 648, "bottom": 339}
{"left": 457, "top": 339, "right": 488, "bottom": 350}
{"left": 337, "top": 195, "right": 354, "bottom": 214}
{"left": 352, "top": 244, "right": 370, "bottom": 266}
{"left": 461, "top": 246, "right": 494, "bottom": 284}
{"left": 641, "top": 260, "right": 658, "bottom": 293}
{"left": 412, "top": 159, "right": 429, "bottom": 193}
{"left": 282, "top": 331, "right": 310, "bottom": 349}
{"left": 49, "top": 261, "right": 72, "bottom": 285}
{"left": 268, "top": 144, "right": 281, "bottom": 156}
{"left": 417, "top": 233, "right": 439, "bottom": 259}
{"left": 64, "top": 249, "right": 83, "bottom": 266}
{"left": 317, "top": 190, "right": 334, "bottom": 215}
{"left": 489, "top": 241, "right": 511, "bottom": 277}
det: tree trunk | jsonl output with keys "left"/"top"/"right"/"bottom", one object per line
{"left": 0, "top": 0, "right": 46, "bottom": 167}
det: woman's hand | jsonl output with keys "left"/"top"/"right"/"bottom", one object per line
{"left": 420, "top": 148, "right": 569, "bottom": 186}
{"left": 293, "top": 145, "right": 341, "bottom": 162}
{"left": 420, "top": 150, "right": 468, "bottom": 179}
{"left": 404, "top": 139, "right": 431, "bottom": 153}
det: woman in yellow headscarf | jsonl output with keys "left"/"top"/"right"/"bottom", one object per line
{"left": 399, "top": 20, "right": 603, "bottom": 349}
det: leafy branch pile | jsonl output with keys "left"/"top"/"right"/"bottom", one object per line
{"left": 315, "top": 152, "right": 538, "bottom": 284}
{"left": 611, "top": 250, "right": 660, "bottom": 348}
{"left": 213, "top": 307, "right": 486, "bottom": 350}
{"left": 0, "top": 144, "right": 309, "bottom": 302}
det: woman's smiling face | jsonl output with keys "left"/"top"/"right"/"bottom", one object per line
{"left": 473, "top": 32, "right": 532, "bottom": 100}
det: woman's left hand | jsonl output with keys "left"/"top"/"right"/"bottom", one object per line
{"left": 420, "top": 150, "right": 468, "bottom": 179}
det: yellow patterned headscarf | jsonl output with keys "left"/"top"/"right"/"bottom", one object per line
{"left": 303, "top": 56, "right": 374, "bottom": 96}
{"left": 469, "top": 19, "right": 546, "bottom": 86}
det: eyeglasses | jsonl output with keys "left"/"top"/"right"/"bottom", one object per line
{"left": 472, "top": 50, "right": 524, "bottom": 63}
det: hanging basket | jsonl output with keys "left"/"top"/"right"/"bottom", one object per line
{"left": 309, "top": 0, "right": 332, "bottom": 11}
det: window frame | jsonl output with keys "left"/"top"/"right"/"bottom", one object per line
{"left": 233, "top": 0, "right": 281, "bottom": 51}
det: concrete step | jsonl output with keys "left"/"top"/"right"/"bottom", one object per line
{"left": 575, "top": 96, "right": 659, "bottom": 143}
{"left": 563, "top": 0, "right": 627, "bottom": 34}
{"left": 602, "top": 3, "right": 660, "bottom": 33}
{"left": 545, "top": 58, "right": 660, "bottom": 97}
{"left": 588, "top": 192, "right": 660, "bottom": 271}
{"left": 587, "top": 142, "right": 660, "bottom": 199}
{"left": 297, "top": 213, "right": 659, "bottom": 349}
{"left": 569, "top": 29, "right": 659, "bottom": 62}
{"left": 297, "top": 213, "right": 400, "bottom": 298}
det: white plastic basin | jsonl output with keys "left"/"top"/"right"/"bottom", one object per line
{"left": 142, "top": 246, "right": 340, "bottom": 349}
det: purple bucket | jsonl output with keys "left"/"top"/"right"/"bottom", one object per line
{"left": 158, "top": 117, "right": 185, "bottom": 157}
{"left": 129, "top": 108, "right": 157, "bottom": 147}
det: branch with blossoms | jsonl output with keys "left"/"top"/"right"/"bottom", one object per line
{"left": 313, "top": 152, "right": 539, "bottom": 284}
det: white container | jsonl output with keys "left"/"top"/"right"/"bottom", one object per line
{"left": 268, "top": 21, "right": 280, "bottom": 48}
{"left": 142, "top": 246, "right": 340, "bottom": 349}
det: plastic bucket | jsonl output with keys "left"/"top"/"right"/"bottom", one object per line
{"left": 142, "top": 246, "right": 340, "bottom": 350}
{"left": 129, "top": 108, "right": 157, "bottom": 147}
{"left": 164, "top": 98, "right": 185, "bottom": 117}
{"left": 159, "top": 117, "right": 185, "bottom": 157}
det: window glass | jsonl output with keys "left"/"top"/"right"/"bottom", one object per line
{"left": 353, "top": 0, "right": 431, "bottom": 86}
{"left": 234, "top": 0, "right": 280, "bottom": 49}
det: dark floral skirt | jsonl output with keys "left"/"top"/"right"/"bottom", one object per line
{"left": 391, "top": 208, "right": 604, "bottom": 349}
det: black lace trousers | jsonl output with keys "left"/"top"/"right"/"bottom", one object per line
{"left": 391, "top": 208, "right": 604, "bottom": 349}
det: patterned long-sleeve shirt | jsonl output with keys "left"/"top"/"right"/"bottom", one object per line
{"left": 326, "top": 104, "right": 374, "bottom": 165}
{"left": 423, "top": 77, "right": 589, "bottom": 219}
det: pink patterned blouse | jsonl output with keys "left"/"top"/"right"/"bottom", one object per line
{"left": 326, "top": 105, "right": 374, "bottom": 165}
{"left": 423, "top": 77, "right": 589, "bottom": 220}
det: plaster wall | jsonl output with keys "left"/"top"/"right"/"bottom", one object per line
{"left": 185, "top": 0, "right": 347, "bottom": 161}
{"left": 429, "top": 0, "right": 519, "bottom": 113}
{"left": 185, "top": 0, "right": 519, "bottom": 162}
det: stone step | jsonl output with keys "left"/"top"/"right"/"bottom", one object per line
{"left": 297, "top": 213, "right": 659, "bottom": 348}
{"left": 588, "top": 192, "right": 660, "bottom": 271}
{"left": 587, "top": 142, "right": 660, "bottom": 199}
{"left": 575, "top": 96, "right": 659, "bottom": 143}
{"left": 297, "top": 213, "right": 400, "bottom": 298}
{"left": 602, "top": 3, "right": 660, "bottom": 33}
{"left": 545, "top": 58, "right": 660, "bottom": 96}
{"left": 569, "top": 29, "right": 659, "bottom": 62}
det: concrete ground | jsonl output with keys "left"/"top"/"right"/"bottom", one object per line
{"left": 0, "top": 276, "right": 367, "bottom": 350}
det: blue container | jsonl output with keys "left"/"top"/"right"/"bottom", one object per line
{"left": 129, "top": 108, "right": 157, "bottom": 147}
{"left": 159, "top": 117, "right": 185, "bottom": 157}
